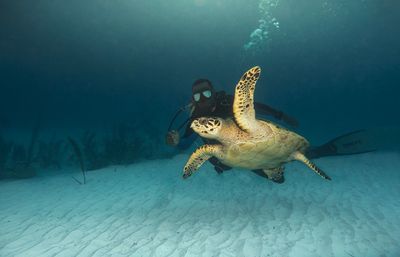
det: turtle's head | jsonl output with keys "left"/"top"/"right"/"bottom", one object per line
{"left": 191, "top": 117, "right": 223, "bottom": 139}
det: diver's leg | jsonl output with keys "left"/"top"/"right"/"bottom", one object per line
{"left": 305, "top": 145, "right": 334, "bottom": 159}
{"left": 306, "top": 129, "right": 376, "bottom": 159}
{"left": 208, "top": 157, "right": 232, "bottom": 174}
{"left": 250, "top": 169, "right": 268, "bottom": 179}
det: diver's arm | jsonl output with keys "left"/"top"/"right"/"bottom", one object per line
{"left": 168, "top": 120, "right": 197, "bottom": 150}
{"left": 166, "top": 104, "right": 198, "bottom": 149}
{"left": 182, "top": 120, "right": 194, "bottom": 138}
{"left": 177, "top": 123, "right": 197, "bottom": 150}
{"left": 254, "top": 102, "right": 283, "bottom": 119}
{"left": 167, "top": 104, "right": 192, "bottom": 132}
{"left": 254, "top": 102, "right": 299, "bottom": 127}
{"left": 166, "top": 105, "right": 190, "bottom": 146}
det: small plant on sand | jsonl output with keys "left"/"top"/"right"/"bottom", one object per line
{"left": 68, "top": 136, "right": 86, "bottom": 185}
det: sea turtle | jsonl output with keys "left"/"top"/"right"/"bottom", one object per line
{"left": 182, "top": 66, "right": 331, "bottom": 183}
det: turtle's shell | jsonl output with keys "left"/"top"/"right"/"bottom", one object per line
{"left": 219, "top": 120, "right": 309, "bottom": 170}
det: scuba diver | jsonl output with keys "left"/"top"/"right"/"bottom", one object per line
{"left": 166, "top": 79, "right": 375, "bottom": 182}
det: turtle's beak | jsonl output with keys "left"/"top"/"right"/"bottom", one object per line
{"left": 190, "top": 117, "right": 221, "bottom": 139}
{"left": 190, "top": 119, "right": 200, "bottom": 130}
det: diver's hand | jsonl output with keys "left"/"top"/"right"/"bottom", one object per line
{"left": 281, "top": 114, "right": 299, "bottom": 128}
{"left": 166, "top": 130, "right": 180, "bottom": 146}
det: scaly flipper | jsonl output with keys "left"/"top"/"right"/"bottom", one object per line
{"left": 233, "top": 66, "right": 261, "bottom": 133}
{"left": 183, "top": 145, "right": 223, "bottom": 179}
{"left": 263, "top": 166, "right": 285, "bottom": 184}
{"left": 293, "top": 151, "right": 331, "bottom": 180}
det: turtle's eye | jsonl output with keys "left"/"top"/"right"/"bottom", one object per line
{"left": 199, "top": 118, "right": 208, "bottom": 125}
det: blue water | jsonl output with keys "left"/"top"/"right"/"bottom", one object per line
{"left": 0, "top": 1, "right": 399, "bottom": 256}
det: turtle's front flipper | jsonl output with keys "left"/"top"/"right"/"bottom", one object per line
{"left": 293, "top": 152, "right": 331, "bottom": 180}
{"left": 233, "top": 66, "right": 261, "bottom": 133}
{"left": 183, "top": 145, "right": 223, "bottom": 179}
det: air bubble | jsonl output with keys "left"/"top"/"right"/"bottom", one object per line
{"left": 243, "top": 0, "right": 280, "bottom": 52}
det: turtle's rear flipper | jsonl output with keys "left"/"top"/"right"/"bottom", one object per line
{"left": 183, "top": 144, "right": 223, "bottom": 179}
{"left": 293, "top": 152, "right": 331, "bottom": 180}
{"left": 306, "top": 129, "right": 377, "bottom": 159}
{"left": 262, "top": 167, "right": 285, "bottom": 184}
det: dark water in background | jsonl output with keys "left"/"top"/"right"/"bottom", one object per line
{"left": 0, "top": 0, "right": 399, "bottom": 152}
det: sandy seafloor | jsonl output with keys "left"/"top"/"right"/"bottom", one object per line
{"left": 0, "top": 152, "right": 399, "bottom": 257}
